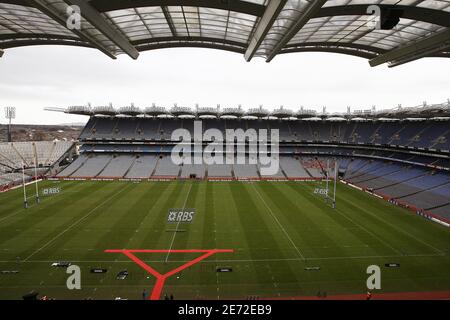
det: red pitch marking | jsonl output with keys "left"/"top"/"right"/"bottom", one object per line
{"left": 105, "top": 249, "right": 233, "bottom": 300}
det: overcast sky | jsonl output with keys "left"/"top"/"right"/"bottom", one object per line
{"left": 0, "top": 45, "right": 449, "bottom": 125}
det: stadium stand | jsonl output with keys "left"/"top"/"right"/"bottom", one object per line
{"left": 180, "top": 164, "right": 206, "bottom": 179}
{"left": 71, "top": 154, "right": 111, "bottom": 177}
{"left": 301, "top": 158, "right": 325, "bottom": 178}
{"left": 57, "top": 154, "right": 88, "bottom": 178}
{"left": 260, "top": 161, "right": 286, "bottom": 179}
{"left": 98, "top": 155, "right": 135, "bottom": 178}
{"left": 0, "top": 173, "right": 26, "bottom": 185}
{"left": 399, "top": 184, "right": 449, "bottom": 212}
{"left": 233, "top": 163, "right": 259, "bottom": 179}
{"left": 432, "top": 204, "right": 450, "bottom": 221}
{"left": 280, "top": 157, "right": 310, "bottom": 178}
{"left": 153, "top": 155, "right": 181, "bottom": 177}
{"left": 208, "top": 164, "right": 233, "bottom": 178}
{"left": 0, "top": 140, "right": 74, "bottom": 190}
{"left": 0, "top": 143, "right": 27, "bottom": 169}
{"left": 125, "top": 155, "right": 158, "bottom": 179}
{"left": 377, "top": 172, "right": 448, "bottom": 198}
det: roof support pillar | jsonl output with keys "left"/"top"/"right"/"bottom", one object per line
{"left": 244, "top": 0, "right": 287, "bottom": 62}
{"left": 64, "top": 0, "right": 140, "bottom": 59}
{"left": 161, "top": 6, "right": 177, "bottom": 37}
{"left": 26, "top": 0, "right": 116, "bottom": 59}
{"left": 369, "top": 29, "right": 450, "bottom": 67}
{"left": 266, "top": 0, "right": 327, "bottom": 62}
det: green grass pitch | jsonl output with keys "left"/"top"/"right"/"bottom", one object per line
{"left": 0, "top": 180, "right": 449, "bottom": 300}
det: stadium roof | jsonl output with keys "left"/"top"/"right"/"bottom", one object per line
{"left": 1, "top": 0, "right": 449, "bottom": 67}
{"left": 46, "top": 99, "right": 450, "bottom": 120}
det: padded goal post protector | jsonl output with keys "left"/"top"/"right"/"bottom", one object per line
{"left": 105, "top": 249, "right": 233, "bottom": 300}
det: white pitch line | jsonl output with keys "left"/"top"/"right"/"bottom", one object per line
{"left": 23, "top": 184, "right": 133, "bottom": 262}
{"left": 2, "top": 274, "right": 447, "bottom": 289}
{"left": 307, "top": 183, "right": 444, "bottom": 255}
{"left": 303, "top": 185, "right": 424, "bottom": 256}
{"left": 0, "top": 181, "right": 80, "bottom": 225}
{"left": 165, "top": 183, "right": 193, "bottom": 263}
{"left": 348, "top": 201, "right": 445, "bottom": 255}
{"left": 6, "top": 253, "right": 443, "bottom": 264}
{"left": 0, "top": 197, "right": 48, "bottom": 223}
{"left": 333, "top": 206, "right": 404, "bottom": 256}
{"left": 251, "top": 184, "right": 306, "bottom": 262}
{"left": 0, "top": 207, "right": 34, "bottom": 224}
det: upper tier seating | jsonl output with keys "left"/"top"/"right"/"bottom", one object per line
{"left": 79, "top": 118, "right": 449, "bottom": 153}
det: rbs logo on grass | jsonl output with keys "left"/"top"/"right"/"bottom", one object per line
{"left": 42, "top": 187, "right": 61, "bottom": 196}
{"left": 313, "top": 188, "right": 328, "bottom": 196}
{"left": 168, "top": 209, "right": 196, "bottom": 223}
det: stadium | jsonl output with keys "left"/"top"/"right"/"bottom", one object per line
{"left": 0, "top": 0, "right": 449, "bottom": 302}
